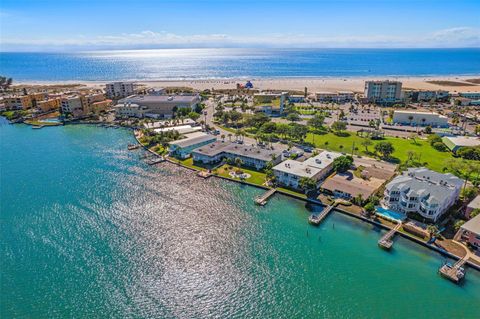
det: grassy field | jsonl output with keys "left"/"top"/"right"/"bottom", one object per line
{"left": 305, "top": 132, "right": 458, "bottom": 173}
{"left": 215, "top": 164, "right": 267, "bottom": 185}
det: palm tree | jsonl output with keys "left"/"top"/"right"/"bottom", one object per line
{"left": 234, "top": 157, "right": 243, "bottom": 167}
{"left": 408, "top": 115, "right": 414, "bottom": 126}
{"left": 0, "top": 76, "right": 13, "bottom": 92}
{"left": 361, "top": 138, "right": 372, "bottom": 153}
{"left": 227, "top": 133, "right": 232, "bottom": 142}
{"left": 221, "top": 134, "right": 225, "bottom": 142}
{"left": 427, "top": 225, "right": 438, "bottom": 240}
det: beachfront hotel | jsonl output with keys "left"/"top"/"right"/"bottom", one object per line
{"left": 273, "top": 151, "right": 342, "bottom": 190}
{"left": 392, "top": 110, "right": 449, "bottom": 127}
{"left": 382, "top": 168, "right": 464, "bottom": 222}
{"left": 192, "top": 141, "right": 284, "bottom": 170}
{"left": 364, "top": 80, "right": 402, "bottom": 104}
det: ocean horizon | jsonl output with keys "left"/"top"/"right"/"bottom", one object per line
{"left": 1, "top": 48, "right": 479, "bottom": 81}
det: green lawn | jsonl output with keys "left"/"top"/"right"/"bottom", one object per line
{"left": 215, "top": 164, "right": 267, "bottom": 186}
{"left": 305, "top": 132, "right": 458, "bottom": 173}
{"left": 276, "top": 187, "right": 307, "bottom": 199}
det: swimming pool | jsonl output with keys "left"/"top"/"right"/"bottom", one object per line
{"left": 39, "top": 118, "right": 61, "bottom": 123}
{"left": 375, "top": 206, "right": 406, "bottom": 222}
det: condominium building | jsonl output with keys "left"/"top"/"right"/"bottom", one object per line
{"left": 117, "top": 94, "right": 201, "bottom": 119}
{"left": 113, "top": 102, "right": 147, "bottom": 118}
{"left": 105, "top": 82, "right": 137, "bottom": 99}
{"left": 459, "top": 92, "right": 480, "bottom": 100}
{"left": 37, "top": 98, "right": 61, "bottom": 112}
{"left": 273, "top": 151, "right": 342, "bottom": 190}
{"left": 60, "top": 95, "right": 84, "bottom": 116}
{"left": 382, "top": 168, "right": 464, "bottom": 222}
{"left": 169, "top": 132, "right": 217, "bottom": 159}
{"left": 403, "top": 90, "right": 449, "bottom": 102}
{"left": 392, "top": 110, "right": 449, "bottom": 127}
{"left": 192, "top": 141, "right": 283, "bottom": 170}
{"left": 364, "top": 80, "right": 402, "bottom": 104}
{"left": 3, "top": 95, "right": 33, "bottom": 110}
{"left": 3, "top": 92, "right": 51, "bottom": 110}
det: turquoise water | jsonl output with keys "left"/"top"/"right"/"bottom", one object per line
{"left": 1, "top": 48, "right": 480, "bottom": 81}
{"left": 1, "top": 121, "right": 480, "bottom": 318}
{"left": 375, "top": 206, "right": 406, "bottom": 222}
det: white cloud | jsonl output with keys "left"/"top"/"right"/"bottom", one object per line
{"left": 1, "top": 27, "right": 479, "bottom": 51}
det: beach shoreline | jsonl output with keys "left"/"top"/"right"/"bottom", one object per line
{"left": 15, "top": 75, "right": 480, "bottom": 93}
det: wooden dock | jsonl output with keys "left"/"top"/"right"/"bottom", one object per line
{"left": 145, "top": 157, "right": 165, "bottom": 165}
{"left": 308, "top": 205, "right": 335, "bottom": 226}
{"left": 439, "top": 257, "right": 467, "bottom": 283}
{"left": 128, "top": 144, "right": 141, "bottom": 150}
{"left": 378, "top": 223, "right": 402, "bottom": 249}
{"left": 255, "top": 188, "right": 276, "bottom": 206}
{"left": 197, "top": 170, "right": 213, "bottom": 178}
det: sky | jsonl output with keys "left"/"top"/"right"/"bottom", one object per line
{"left": 1, "top": 0, "right": 479, "bottom": 51}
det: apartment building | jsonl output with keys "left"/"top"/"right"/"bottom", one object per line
{"left": 273, "top": 151, "right": 342, "bottom": 190}
{"left": 60, "top": 95, "right": 84, "bottom": 116}
{"left": 117, "top": 94, "right": 200, "bottom": 119}
{"left": 382, "top": 168, "right": 464, "bottom": 222}
{"left": 105, "top": 82, "right": 137, "bottom": 99}
{"left": 364, "top": 80, "right": 402, "bottom": 104}
{"left": 192, "top": 141, "right": 283, "bottom": 170}
{"left": 37, "top": 98, "right": 61, "bottom": 112}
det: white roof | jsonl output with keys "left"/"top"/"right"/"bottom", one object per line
{"left": 273, "top": 151, "right": 342, "bottom": 178}
{"left": 394, "top": 110, "right": 440, "bottom": 115}
{"left": 443, "top": 136, "right": 480, "bottom": 147}
{"left": 461, "top": 214, "right": 480, "bottom": 235}
{"left": 154, "top": 125, "right": 201, "bottom": 135}
{"left": 468, "top": 195, "right": 480, "bottom": 210}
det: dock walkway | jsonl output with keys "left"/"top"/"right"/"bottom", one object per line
{"left": 439, "top": 257, "right": 468, "bottom": 283}
{"left": 378, "top": 223, "right": 402, "bottom": 249}
{"left": 308, "top": 204, "right": 335, "bottom": 226}
{"left": 255, "top": 188, "right": 276, "bottom": 206}
{"left": 145, "top": 157, "right": 165, "bottom": 165}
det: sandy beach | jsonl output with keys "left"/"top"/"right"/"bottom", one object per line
{"left": 16, "top": 75, "right": 480, "bottom": 93}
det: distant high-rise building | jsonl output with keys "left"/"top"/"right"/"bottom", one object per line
{"left": 364, "top": 80, "right": 402, "bottom": 104}
{"left": 105, "top": 82, "right": 137, "bottom": 99}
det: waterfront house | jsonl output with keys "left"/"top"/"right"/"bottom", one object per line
{"left": 320, "top": 157, "right": 396, "bottom": 200}
{"left": 60, "top": 95, "right": 84, "bottom": 117}
{"left": 169, "top": 132, "right": 216, "bottom": 159}
{"left": 192, "top": 141, "right": 283, "bottom": 170}
{"left": 454, "top": 214, "right": 480, "bottom": 254}
{"left": 273, "top": 151, "right": 342, "bottom": 190}
{"left": 382, "top": 168, "right": 464, "bottom": 222}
